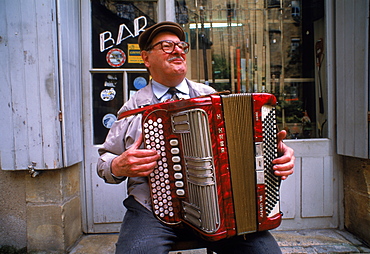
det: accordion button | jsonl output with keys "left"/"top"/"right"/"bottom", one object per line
{"left": 170, "top": 139, "right": 179, "bottom": 146}
{"left": 171, "top": 148, "right": 180, "bottom": 154}
{"left": 172, "top": 156, "right": 181, "bottom": 163}
{"left": 173, "top": 165, "right": 182, "bottom": 171}
{"left": 174, "top": 173, "right": 183, "bottom": 179}
{"left": 176, "top": 189, "right": 185, "bottom": 196}
{"left": 175, "top": 181, "right": 184, "bottom": 188}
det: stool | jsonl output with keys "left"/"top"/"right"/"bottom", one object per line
{"left": 170, "top": 240, "right": 213, "bottom": 254}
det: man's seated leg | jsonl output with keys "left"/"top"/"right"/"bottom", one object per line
{"left": 115, "top": 196, "right": 177, "bottom": 254}
{"left": 206, "top": 231, "right": 282, "bottom": 254}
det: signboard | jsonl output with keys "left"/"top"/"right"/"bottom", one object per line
{"left": 92, "top": 1, "right": 156, "bottom": 68}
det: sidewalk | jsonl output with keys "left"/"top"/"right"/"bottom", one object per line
{"left": 69, "top": 229, "right": 370, "bottom": 254}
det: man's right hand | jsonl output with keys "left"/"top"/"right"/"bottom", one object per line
{"left": 111, "top": 135, "right": 160, "bottom": 177}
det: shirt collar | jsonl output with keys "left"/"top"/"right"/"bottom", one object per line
{"left": 152, "top": 79, "right": 189, "bottom": 100}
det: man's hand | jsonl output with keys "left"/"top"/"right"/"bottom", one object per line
{"left": 273, "top": 130, "right": 295, "bottom": 180}
{"left": 111, "top": 135, "right": 161, "bottom": 177}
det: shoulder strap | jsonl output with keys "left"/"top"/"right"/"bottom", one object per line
{"left": 117, "top": 90, "right": 230, "bottom": 120}
{"left": 117, "top": 105, "right": 152, "bottom": 120}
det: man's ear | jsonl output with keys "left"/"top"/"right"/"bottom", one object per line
{"left": 141, "top": 51, "right": 150, "bottom": 68}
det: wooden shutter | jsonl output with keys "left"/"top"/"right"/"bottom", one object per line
{"left": 0, "top": 0, "right": 83, "bottom": 170}
{"left": 335, "top": 0, "right": 369, "bottom": 158}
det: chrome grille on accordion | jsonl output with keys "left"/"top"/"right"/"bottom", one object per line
{"left": 142, "top": 93, "right": 282, "bottom": 241}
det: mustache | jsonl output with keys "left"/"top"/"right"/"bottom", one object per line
{"left": 168, "top": 56, "right": 185, "bottom": 62}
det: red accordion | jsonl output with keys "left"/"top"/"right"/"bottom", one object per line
{"left": 139, "top": 93, "right": 281, "bottom": 241}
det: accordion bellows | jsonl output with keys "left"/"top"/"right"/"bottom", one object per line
{"left": 141, "top": 93, "right": 281, "bottom": 241}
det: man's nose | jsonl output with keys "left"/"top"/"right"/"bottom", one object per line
{"left": 173, "top": 44, "right": 186, "bottom": 54}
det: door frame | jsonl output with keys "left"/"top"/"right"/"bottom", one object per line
{"left": 80, "top": 0, "right": 343, "bottom": 233}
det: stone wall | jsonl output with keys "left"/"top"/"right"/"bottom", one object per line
{"left": 343, "top": 156, "right": 370, "bottom": 246}
{"left": 0, "top": 170, "right": 27, "bottom": 249}
{"left": 0, "top": 164, "right": 83, "bottom": 252}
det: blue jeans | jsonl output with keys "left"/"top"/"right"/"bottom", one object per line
{"left": 115, "top": 196, "right": 282, "bottom": 254}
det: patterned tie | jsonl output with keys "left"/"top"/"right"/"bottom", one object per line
{"left": 168, "top": 87, "right": 179, "bottom": 100}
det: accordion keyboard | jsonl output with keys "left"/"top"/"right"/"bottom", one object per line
{"left": 144, "top": 118, "right": 177, "bottom": 221}
{"left": 261, "top": 106, "right": 280, "bottom": 217}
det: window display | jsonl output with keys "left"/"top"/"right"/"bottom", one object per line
{"left": 176, "top": 0, "right": 325, "bottom": 139}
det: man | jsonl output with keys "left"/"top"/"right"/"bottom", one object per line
{"left": 97, "top": 21, "right": 295, "bottom": 254}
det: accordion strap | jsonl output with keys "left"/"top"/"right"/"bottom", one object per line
{"left": 117, "top": 90, "right": 230, "bottom": 121}
{"left": 117, "top": 105, "right": 151, "bottom": 120}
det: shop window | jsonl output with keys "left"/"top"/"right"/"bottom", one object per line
{"left": 176, "top": 0, "right": 326, "bottom": 139}
{"left": 91, "top": 0, "right": 155, "bottom": 144}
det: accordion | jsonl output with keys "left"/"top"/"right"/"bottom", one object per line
{"left": 138, "top": 93, "right": 281, "bottom": 241}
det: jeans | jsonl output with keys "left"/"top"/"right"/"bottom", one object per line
{"left": 115, "top": 196, "right": 282, "bottom": 254}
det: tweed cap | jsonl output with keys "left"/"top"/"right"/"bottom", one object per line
{"left": 138, "top": 21, "right": 186, "bottom": 51}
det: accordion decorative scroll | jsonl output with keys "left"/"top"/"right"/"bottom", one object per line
{"left": 141, "top": 93, "right": 281, "bottom": 241}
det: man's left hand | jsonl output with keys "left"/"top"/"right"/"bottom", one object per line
{"left": 273, "top": 130, "right": 295, "bottom": 180}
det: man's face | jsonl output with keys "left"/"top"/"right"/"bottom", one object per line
{"left": 141, "top": 32, "right": 187, "bottom": 86}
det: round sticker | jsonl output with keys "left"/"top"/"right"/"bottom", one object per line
{"left": 106, "top": 48, "right": 126, "bottom": 67}
{"left": 102, "top": 113, "right": 117, "bottom": 129}
{"left": 100, "top": 88, "right": 116, "bottom": 101}
{"left": 104, "top": 74, "right": 118, "bottom": 87}
{"left": 133, "top": 76, "right": 147, "bottom": 90}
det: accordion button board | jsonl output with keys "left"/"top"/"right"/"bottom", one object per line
{"left": 142, "top": 93, "right": 282, "bottom": 240}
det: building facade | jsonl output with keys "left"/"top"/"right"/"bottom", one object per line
{"left": 0, "top": 0, "right": 369, "bottom": 252}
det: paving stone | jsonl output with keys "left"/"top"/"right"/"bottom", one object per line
{"left": 313, "top": 244, "right": 360, "bottom": 253}
{"left": 280, "top": 246, "right": 317, "bottom": 254}
{"left": 68, "top": 229, "right": 370, "bottom": 254}
{"left": 68, "top": 234, "right": 117, "bottom": 254}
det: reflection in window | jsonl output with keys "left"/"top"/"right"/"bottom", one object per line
{"left": 176, "top": 0, "right": 326, "bottom": 139}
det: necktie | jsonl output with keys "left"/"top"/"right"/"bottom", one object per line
{"left": 168, "top": 87, "right": 179, "bottom": 100}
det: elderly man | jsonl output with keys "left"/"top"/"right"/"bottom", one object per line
{"left": 97, "top": 21, "right": 295, "bottom": 254}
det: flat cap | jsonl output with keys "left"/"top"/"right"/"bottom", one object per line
{"left": 138, "top": 21, "right": 186, "bottom": 51}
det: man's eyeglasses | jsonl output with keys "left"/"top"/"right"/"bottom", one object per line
{"left": 146, "top": 40, "right": 190, "bottom": 54}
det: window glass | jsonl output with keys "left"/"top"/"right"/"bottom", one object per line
{"left": 92, "top": 0, "right": 157, "bottom": 69}
{"left": 176, "top": 0, "right": 325, "bottom": 139}
{"left": 91, "top": 0, "right": 155, "bottom": 144}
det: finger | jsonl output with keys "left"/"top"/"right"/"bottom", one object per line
{"left": 273, "top": 155, "right": 295, "bottom": 170}
{"left": 131, "top": 151, "right": 161, "bottom": 164}
{"left": 273, "top": 153, "right": 292, "bottom": 165}
{"left": 277, "top": 130, "right": 287, "bottom": 143}
{"left": 129, "top": 148, "right": 159, "bottom": 159}
{"left": 131, "top": 161, "right": 158, "bottom": 174}
{"left": 274, "top": 168, "right": 294, "bottom": 180}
